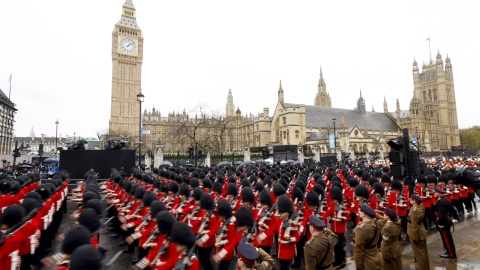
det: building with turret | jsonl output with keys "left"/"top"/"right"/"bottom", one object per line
{"left": 107, "top": 1, "right": 460, "bottom": 162}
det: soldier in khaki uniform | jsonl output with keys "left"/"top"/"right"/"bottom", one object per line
{"left": 380, "top": 207, "right": 403, "bottom": 270}
{"left": 304, "top": 215, "right": 338, "bottom": 270}
{"left": 407, "top": 194, "right": 430, "bottom": 270}
{"left": 353, "top": 203, "right": 383, "bottom": 270}
{"left": 236, "top": 243, "right": 274, "bottom": 270}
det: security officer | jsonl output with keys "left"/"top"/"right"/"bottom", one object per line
{"left": 407, "top": 194, "right": 429, "bottom": 270}
{"left": 304, "top": 215, "right": 338, "bottom": 270}
{"left": 434, "top": 186, "right": 458, "bottom": 259}
{"left": 352, "top": 203, "right": 383, "bottom": 270}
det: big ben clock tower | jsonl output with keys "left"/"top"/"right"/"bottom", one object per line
{"left": 109, "top": 0, "right": 144, "bottom": 137}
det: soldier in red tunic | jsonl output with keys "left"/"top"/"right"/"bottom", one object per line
{"left": 170, "top": 222, "right": 200, "bottom": 270}
{"left": 275, "top": 195, "right": 300, "bottom": 270}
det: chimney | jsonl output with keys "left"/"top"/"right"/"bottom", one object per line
{"left": 263, "top": 107, "right": 269, "bottom": 117}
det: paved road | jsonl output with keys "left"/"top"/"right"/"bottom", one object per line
{"left": 44, "top": 200, "right": 480, "bottom": 270}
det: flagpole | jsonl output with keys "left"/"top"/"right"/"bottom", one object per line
{"left": 426, "top": 37, "right": 431, "bottom": 62}
{"left": 8, "top": 73, "right": 12, "bottom": 99}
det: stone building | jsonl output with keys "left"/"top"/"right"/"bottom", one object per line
{"left": 388, "top": 52, "right": 460, "bottom": 152}
{"left": 108, "top": 1, "right": 460, "bottom": 162}
{"left": 108, "top": 0, "right": 144, "bottom": 137}
{"left": 0, "top": 88, "right": 16, "bottom": 155}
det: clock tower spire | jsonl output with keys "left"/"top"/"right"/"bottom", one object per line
{"left": 109, "top": 0, "right": 144, "bottom": 137}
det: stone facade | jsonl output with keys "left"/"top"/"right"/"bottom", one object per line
{"left": 109, "top": 2, "right": 460, "bottom": 160}
{"left": 0, "top": 88, "right": 16, "bottom": 155}
{"left": 109, "top": 0, "right": 144, "bottom": 137}
{"left": 389, "top": 52, "right": 460, "bottom": 152}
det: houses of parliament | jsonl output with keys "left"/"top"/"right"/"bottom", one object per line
{"left": 109, "top": 0, "right": 460, "bottom": 160}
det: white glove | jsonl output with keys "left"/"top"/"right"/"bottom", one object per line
{"left": 452, "top": 219, "right": 458, "bottom": 224}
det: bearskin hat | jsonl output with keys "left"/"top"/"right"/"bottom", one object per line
{"left": 21, "top": 198, "right": 40, "bottom": 214}
{"left": 159, "top": 182, "right": 168, "bottom": 193}
{"left": 123, "top": 181, "right": 133, "bottom": 194}
{"left": 69, "top": 244, "right": 102, "bottom": 270}
{"left": 78, "top": 208, "right": 100, "bottom": 233}
{"left": 82, "top": 191, "right": 99, "bottom": 205}
{"left": 192, "top": 187, "right": 204, "bottom": 201}
{"left": 417, "top": 175, "right": 427, "bottom": 184}
{"left": 24, "top": 192, "right": 43, "bottom": 205}
{"left": 227, "top": 183, "right": 238, "bottom": 197}
{"left": 200, "top": 194, "right": 215, "bottom": 210}
{"left": 199, "top": 178, "right": 210, "bottom": 190}
{"left": 216, "top": 199, "right": 233, "bottom": 218}
{"left": 313, "top": 184, "right": 325, "bottom": 200}
{"left": 380, "top": 174, "right": 391, "bottom": 184}
{"left": 331, "top": 181, "right": 342, "bottom": 190}
{"left": 306, "top": 191, "right": 320, "bottom": 207}
{"left": 142, "top": 192, "right": 158, "bottom": 207}
{"left": 2, "top": 205, "right": 25, "bottom": 228}
{"left": 178, "top": 183, "right": 191, "bottom": 197}
{"left": 348, "top": 178, "right": 359, "bottom": 188}
{"left": 134, "top": 186, "right": 147, "bottom": 200}
{"left": 236, "top": 207, "right": 254, "bottom": 228}
{"left": 438, "top": 174, "right": 448, "bottom": 184}
{"left": 83, "top": 199, "right": 103, "bottom": 216}
{"left": 241, "top": 187, "right": 255, "bottom": 204}
{"left": 372, "top": 182, "right": 384, "bottom": 197}
{"left": 369, "top": 177, "right": 378, "bottom": 186}
{"left": 168, "top": 181, "right": 179, "bottom": 194}
{"left": 426, "top": 174, "right": 437, "bottom": 184}
{"left": 278, "top": 179, "right": 289, "bottom": 190}
{"left": 295, "top": 180, "right": 306, "bottom": 193}
{"left": 61, "top": 226, "right": 91, "bottom": 254}
{"left": 259, "top": 190, "right": 273, "bottom": 206}
{"left": 354, "top": 185, "right": 369, "bottom": 199}
{"left": 170, "top": 222, "right": 195, "bottom": 248}
{"left": 291, "top": 187, "right": 304, "bottom": 204}
{"left": 156, "top": 211, "right": 177, "bottom": 235}
{"left": 361, "top": 172, "right": 370, "bottom": 182}
{"left": 213, "top": 181, "right": 223, "bottom": 193}
{"left": 391, "top": 180, "right": 403, "bottom": 191}
{"left": 150, "top": 201, "right": 167, "bottom": 217}
{"left": 254, "top": 182, "right": 265, "bottom": 193}
{"left": 277, "top": 195, "right": 293, "bottom": 214}
{"left": 330, "top": 186, "right": 343, "bottom": 203}
{"left": 272, "top": 183, "right": 286, "bottom": 197}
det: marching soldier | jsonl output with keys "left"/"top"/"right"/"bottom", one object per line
{"left": 407, "top": 194, "right": 430, "bottom": 270}
{"left": 276, "top": 195, "right": 300, "bottom": 270}
{"left": 325, "top": 186, "right": 349, "bottom": 268}
{"left": 255, "top": 190, "right": 277, "bottom": 254}
{"left": 434, "top": 186, "right": 458, "bottom": 259}
{"left": 133, "top": 211, "right": 178, "bottom": 270}
{"left": 195, "top": 194, "right": 218, "bottom": 270}
{"left": 352, "top": 203, "right": 383, "bottom": 270}
{"left": 69, "top": 244, "right": 102, "bottom": 270}
{"left": 304, "top": 215, "right": 337, "bottom": 270}
{"left": 212, "top": 199, "right": 237, "bottom": 270}
{"left": 381, "top": 207, "right": 403, "bottom": 270}
{"left": 170, "top": 222, "right": 200, "bottom": 270}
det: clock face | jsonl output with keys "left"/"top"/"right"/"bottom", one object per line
{"left": 120, "top": 38, "right": 136, "bottom": 53}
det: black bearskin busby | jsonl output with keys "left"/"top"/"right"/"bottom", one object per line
{"left": 330, "top": 186, "right": 343, "bottom": 203}
{"left": 236, "top": 207, "right": 254, "bottom": 228}
{"left": 156, "top": 211, "right": 177, "bottom": 235}
{"left": 200, "top": 194, "right": 215, "bottom": 210}
{"left": 277, "top": 195, "right": 293, "bottom": 214}
{"left": 170, "top": 222, "right": 195, "bottom": 248}
{"left": 216, "top": 199, "right": 233, "bottom": 218}
{"left": 259, "top": 189, "right": 273, "bottom": 206}
{"left": 354, "top": 185, "right": 369, "bottom": 199}
{"left": 306, "top": 191, "right": 319, "bottom": 207}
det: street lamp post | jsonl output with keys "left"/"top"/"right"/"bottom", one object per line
{"left": 137, "top": 91, "right": 145, "bottom": 167}
{"left": 332, "top": 118, "right": 337, "bottom": 153}
{"left": 55, "top": 119, "right": 59, "bottom": 155}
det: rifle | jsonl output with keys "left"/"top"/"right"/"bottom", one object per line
{"left": 215, "top": 217, "right": 233, "bottom": 247}
{"left": 196, "top": 208, "right": 214, "bottom": 240}
{"left": 0, "top": 208, "right": 39, "bottom": 245}
{"left": 172, "top": 243, "right": 197, "bottom": 270}
{"left": 242, "top": 204, "right": 276, "bottom": 244}
{"left": 149, "top": 238, "right": 171, "bottom": 267}
{"left": 142, "top": 227, "right": 159, "bottom": 249}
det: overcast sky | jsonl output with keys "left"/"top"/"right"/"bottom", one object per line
{"left": 1, "top": 1, "right": 479, "bottom": 139}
